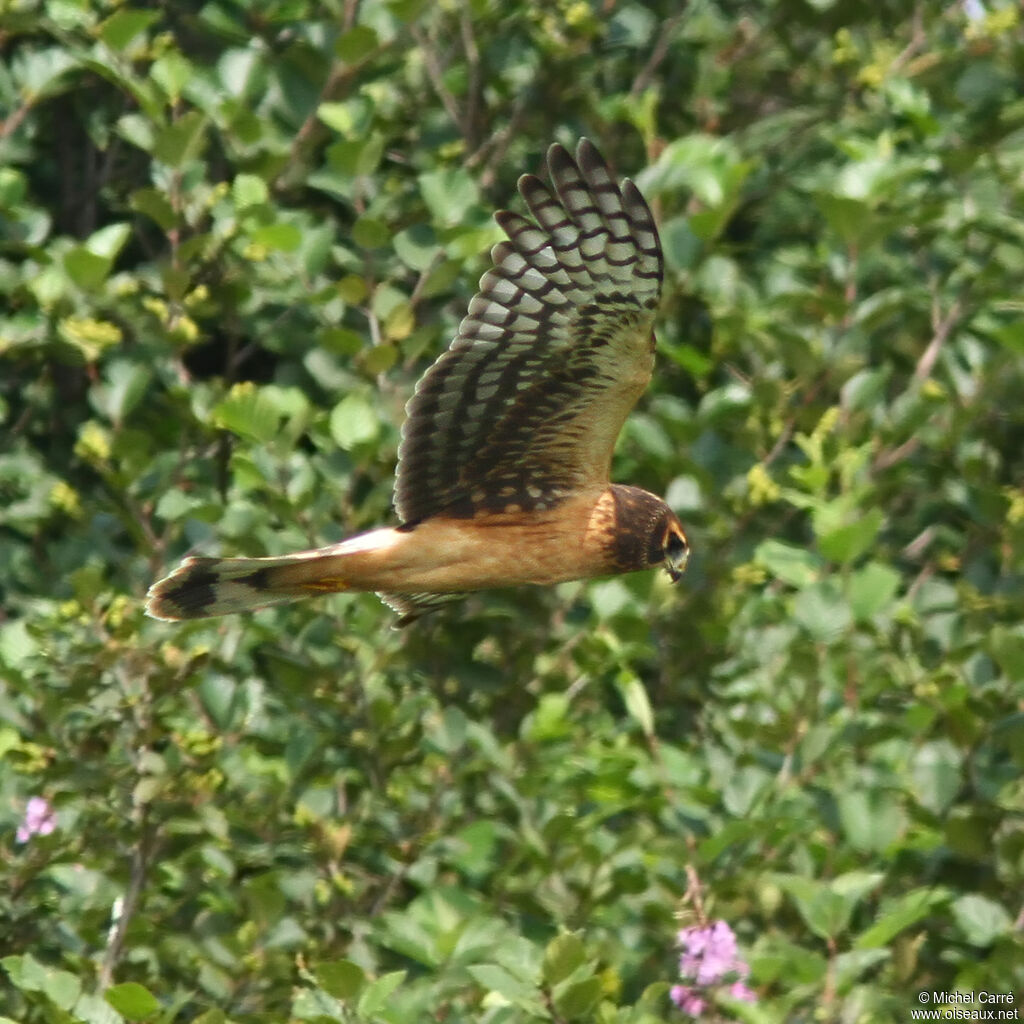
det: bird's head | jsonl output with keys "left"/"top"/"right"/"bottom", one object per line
{"left": 660, "top": 515, "right": 690, "bottom": 583}
{"left": 607, "top": 485, "right": 691, "bottom": 582}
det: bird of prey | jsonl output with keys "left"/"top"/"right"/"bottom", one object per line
{"left": 147, "top": 138, "right": 689, "bottom": 625}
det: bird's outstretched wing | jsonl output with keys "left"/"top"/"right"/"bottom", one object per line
{"left": 394, "top": 138, "right": 663, "bottom": 525}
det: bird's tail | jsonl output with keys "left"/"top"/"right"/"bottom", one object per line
{"left": 146, "top": 547, "right": 353, "bottom": 621}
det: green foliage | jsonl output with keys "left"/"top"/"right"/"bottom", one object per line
{"left": 2, "top": 1, "right": 1024, "bottom": 1022}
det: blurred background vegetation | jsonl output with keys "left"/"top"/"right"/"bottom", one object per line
{"left": 2, "top": 0, "right": 1023, "bottom": 1021}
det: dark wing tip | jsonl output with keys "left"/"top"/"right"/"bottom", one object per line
{"left": 574, "top": 137, "right": 607, "bottom": 174}
{"left": 514, "top": 171, "right": 548, "bottom": 209}
{"left": 546, "top": 140, "right": 573, "bottom": 168}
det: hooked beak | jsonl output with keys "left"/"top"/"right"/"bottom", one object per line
{"left": 665, "top": 546, "right": 690, "bottom": 584}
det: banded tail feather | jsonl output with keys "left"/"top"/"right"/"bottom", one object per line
{"left": 145, "top": 549, "right": 352, "bottom": 621}
{"left": 147, "top": 525, "right": 483, "bottom": 625}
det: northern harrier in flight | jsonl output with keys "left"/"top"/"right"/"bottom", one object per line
{"left": 147, "top": 139, "right": 689, "bottom": 625}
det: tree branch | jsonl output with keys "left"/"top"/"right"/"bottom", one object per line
{"left": 630, "top": 7, "right": 687, "bottom": 97}
{"left": 99, "top": 810, "right": 156, "bottom": 988}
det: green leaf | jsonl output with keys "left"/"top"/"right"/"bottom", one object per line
{"left": 0, "top": 620, "right": 38, "bottom": 669}
{"left": 910, "top": 740, "right": 963, "bottom": 814}
{"left": 855, "top": 887, "right": 950, "bottom": 949}
{"left": 615, "top": 674, "right": 654, "bottom": 736}
{"left": 315, "top": 959, "right": 365, "bottom": 999}
{"left": 754, "top": 540, "right": 822, "bottom": 587}
{"left": 320, "top": 327, "right": 365, "bottom": 355}
{"left": 992, "top": 320, "right": 1024, "bottom": 354}
{"left": 466, "top": 963, "right": 538, "bottom": 1003}
{"left": 91, "top": 359, "right": 152, "bottom": 424}
{"left": 429, "top": 706, "right": 468, "bottom": 753}
{"left": 198, "top": 675, "right": 239, "bottom": 731}
{"left": 0, "top": 727, "right": 18, "bottom": 759}
{"left": 0, "top": 167, "right": 27, "bottom": 207}
{"left": 152, "top": 111, "right": 207, "bottom": 167}
{"left": 104, "top": 982, "right": 160, "bottom": 1019}
{"left": 150, "top": 51, "right": 193, "bottom": 103}
{"left": 723, "top": 765, "right": 769, "bottom": 816}
{"left": 817, "top": 508, "right": 884, "bottom": 563}
{"left": 351, "top": 215, "right": 390, "bottom": 249}
{"left": 335, "top": 25, "right": 379, "bottom": 62}
{"left": 44, "top": 969, "right": 82, "bottom": 1011}
{"left": 154, "top": 488, "right": 200, "bottom": 522}
{"left": 553, "top": 975, "right": 602, "bottom": 1019}
{"left": 450, "top": 820, "right": 499, "bottom": 877}
{"left": 363, "top": 342, "right": 398, "bottom": 374}
{"left": 816, "top": 193, "right": 873, "bottom": 244}
{"left": 98, "top": 9, "right": 161, "bottom": 50}
{"left": 72, "top": 993, "right": 124, "bottom": 1024}
{"left": 660, "top": 216, "right": 702, "bottom": 270}
{"left": 775, "top": 873, "right": 882, "bottom": 941}
{"left": 233, "top": 172, "right": 269, "bottom": 208}
{"left": 130, "top": 187, "right": 177, "bottom": 229}
{"left": 2, "top": 953, "right": 47, "bottom": 992}
{"left": 249, "top": 223, "right": 301, "bottom": 251}
{"left": 542, "top": 933, "right": 587, "bottom": 986}
{"left": 522, "top": 693, "right": 570, "bottom": 742}
{"left": 792, "top": 579, "right": 852, "bottom": 643}
{"left": 318, "top": 102, "right": 357, "bottom": 134}
{"left": 355, "top": 970, "right": 405, "bottom": 1017}
{"left": 15, "top": 47, "right": 81, "bottom": 99}
{"left": 989, "top": 625, "right": 1024, "bottom": 680}
{"left": 214, "top": 384, "right": 283, "bottom": 444}
{"left": 192, "top": 1011, "right": 226, "bottom": 1024}
{"left": 637, "top": 134, "right": 750, "bottom": 206}
{"left": 588, "top": 578, "right": 633, "bottom": 618}
{"left": 329, "top": 394, "right": 379, "bottom": 449}
{"left": 394, "top": 223, "right": 438, "bottom": 271}
{"left": 837, "top": 789, "right": 905, "bottom": 852}
{"left": 86, "top": 222, "right": 132, "bottom": 260}
{"left": 419, "top": 167, "right": 479, "bottom": 225}
{"left": 64, "top": 248, "right": 112, "bottom": 290}
{"left": 950, "top": 894, "right": 1012, "bottom": 947}
{"left": 847, "top": 562, "right": 900, "bottom": 621}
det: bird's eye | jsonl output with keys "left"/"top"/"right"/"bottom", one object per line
{"left": 665, "top": 530, "right": 688, "bottom": 560}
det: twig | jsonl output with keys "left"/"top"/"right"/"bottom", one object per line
{"left": 465, "top": 94, "right": 529, "bottom": 191}
{"left": 890, "top": 1, "right": 926, "bottom": 75}
{"left": 902, "top": 525, "right": 936, "bottom": 561}
{"left": 0, "top": 99, "right": 32, "bottom": 140}
{"left": 684, "top": 862, "right": 708, "bottom": 926}
{"left": 409, "top": 23, "right": 464, "bottom": 137}
{"left": 630, "top": 7, "right": 687, "bottom": 97}
{"left": 459, "top": 4, "right": 482, "bottom": 150}
{"left": 98, "top": 811, "right": 155, "bottom": 988}
{"left": 913, "top": 295, "right": 962, "bottom": 384}
{"left": 407, "top": 252, "right": 444, "bottom": 309}
{"left": 759, "top": 370, "right": 830, "bottom": 468}
{"left": 280, "top": 33, "right": 391, "bottom": 189}
{"left": 873, "top": 435, "right": 920, "bottom": 471}
{"left": 823, "top": 936, "right": 837, "bottom": 1008}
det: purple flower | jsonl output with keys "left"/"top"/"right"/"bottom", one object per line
{"left": 678, "top": 920, "right": 745, "bottom": 985}
{"left": 671, "top": 919, "right": 757, "bottom": 1016}
{"left": 670, "top": 984, "right": 706, "bottom": 1017}
{"left": 729, "top": 981, "right": 757, "bottom": 1003}
{"left": 16, "top": 796, "right": 56, "bottom": 843}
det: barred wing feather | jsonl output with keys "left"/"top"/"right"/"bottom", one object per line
{"left": 394, "top": 138, "right": 663, "bottom": 525}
